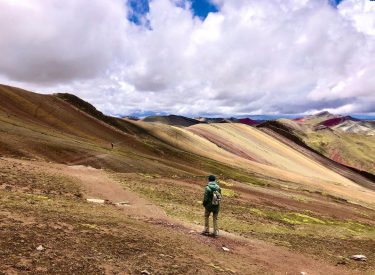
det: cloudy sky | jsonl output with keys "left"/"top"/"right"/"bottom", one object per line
{"left": 0, "top": 0, "right": 374, "bottom": 116}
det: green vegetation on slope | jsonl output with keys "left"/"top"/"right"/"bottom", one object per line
{"left": 305, "top": 131, "right": 375, "bottom": 174}
{"left": 111, "top": 172, "right": 375, "bottom": 270}
{"left": 0, "top": 159, "right": 253, "bottom": 274}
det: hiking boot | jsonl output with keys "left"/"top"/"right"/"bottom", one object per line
{"left": 213, "top": 230, "right": 219, "bottom": 237}
{"left": 201, "top": 230, "right": 210, "bottom": 236}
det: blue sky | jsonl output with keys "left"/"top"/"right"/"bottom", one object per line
{"left": 190, "top": 0, "right": 218, "bottom": 19}
{"left": 127, "top": 0, "right": 219, "bottom": 24}
{"left": 332, "top": 0, "right": 344, "bottom": 5}
{"left": 128, "top": 0, "right": 344, "bottom": 25}
{"left": 127, "top": 0, "right": 149, "bottom": 25}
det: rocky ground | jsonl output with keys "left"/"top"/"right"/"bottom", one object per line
{"left": 1, "top": 157, "right": 374, "bottom": 274}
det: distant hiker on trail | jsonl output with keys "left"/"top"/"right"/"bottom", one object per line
{"left": 111, "top": 142, "right": 114, "bottom": 149}
{"left": 202, "top": 175, "right": 222, "bottom": 237}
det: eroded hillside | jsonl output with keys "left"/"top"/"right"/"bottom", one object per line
{"left": 1, "top": 84, "right": 375, "bottom": 274}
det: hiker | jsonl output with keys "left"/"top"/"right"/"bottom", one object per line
{"left": 111, "top": 142, "right": 114, "bottom": 149}
{"left": 202, "top": 175, "right": 222, "bottom": 237}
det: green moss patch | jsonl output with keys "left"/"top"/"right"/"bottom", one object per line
{"left": 221, "top": 188, "right": 237, "bottom": 198}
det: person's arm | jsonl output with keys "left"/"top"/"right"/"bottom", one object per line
{"left": 203, "top": 186, "right": 209, "bottom": 206}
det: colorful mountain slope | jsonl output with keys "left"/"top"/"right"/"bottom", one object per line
{"left": 1, "top": 84, "right": 375, "bottom": 273}
{"left": 270, "top": 113, "right": 375, "bottom": 174}
{"left": 1, "top": 83, "right": 374, "bottom": 205}
{"left": 129, "top": 120, "right": 375, "bottom": 206}
{"left": 0, "top": 84, "right": 228, "bottom": 176}
{"left": 318, "top": 116, "right": 358, "bottom": 127}
{"left": 257, "top": 120, "right": 375, "bottom": 190}
{"left": 333, "top": 120, "right": 375, "bottom": 135}
{"left": 306, "top": 131, "right": 375, "bottom": 174}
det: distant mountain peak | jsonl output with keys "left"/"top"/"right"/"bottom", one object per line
{"left": 142, "top": 115, "right": 201, "bottom": 126}
{"left": 314, "top": 111, "right": 334, "bottom": 117}
{"left": 238, "top": 118, "right": 258, "bottom": 126}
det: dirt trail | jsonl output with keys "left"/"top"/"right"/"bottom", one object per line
{"left": 177, "top": 222, "right": 354, "bottom": 275}
{"left": 63, "top": 164, "right": 354, "bottom": 275}
{"left": 63, "top": 164, "right": 167, "bottom": 219}
{"left": 3, "top": 158, "right": 358, "bottom": 274}
{"left": 0, "top": 156, "right": 165, "bottom": 219}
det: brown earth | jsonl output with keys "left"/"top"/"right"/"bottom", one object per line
{"left": 1, "top": 157, "right": 369, "bottom": 274}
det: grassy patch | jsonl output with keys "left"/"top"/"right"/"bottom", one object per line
{"left": 290, "top": 195, "right": 309, "bottom": 203}
{"left": 221, "top": 188, "right": 237, "bottom": 198}
{"left": 109, "top": 171, "right": 375, "bottom": 272}
{"left": 218, "top": 180, "right": 234, "bottom": 187}
{"left": 304, "top": 132, "right": 375, "bottom": 174}
{"left": 111, "top": 172, "right": 375, "bottom": 240}
{"left": 1, "top": 187, "right": 249, "bottom": 274}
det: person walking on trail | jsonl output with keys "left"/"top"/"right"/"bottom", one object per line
{"left": 202, "top": 175, "right": 222, "bottom": 237}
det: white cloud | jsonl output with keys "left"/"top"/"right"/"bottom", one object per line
{"left": 0, "top": 0, "right": 374, "bottom": 115}
{"left": 0, "top": 0, "right": 128, "bottom": 84}
{"left": 339, "top": 0, "right": 375, "bottom": 35}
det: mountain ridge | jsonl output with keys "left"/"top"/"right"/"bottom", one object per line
{"left": 1, "top": 83, "right": 375, "bottom": 273}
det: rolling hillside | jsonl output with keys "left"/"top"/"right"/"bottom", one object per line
{"left": 271, "top": 113, "right": 375, "bottom": 174}
{"left": 1, "top": 84, "right": 375, "bottom": 274}
{"left": 0, "top": 84, "right": 235, "bottom": 176}
{"left": 1, "top": 83, "right": 374, "bottom": 205}
{"left": 127, "top": 120, "right": 375, "bottom": 206}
